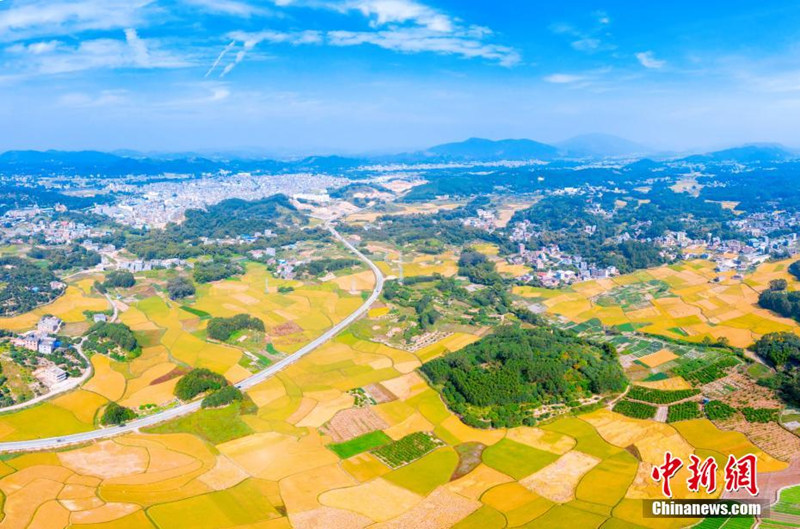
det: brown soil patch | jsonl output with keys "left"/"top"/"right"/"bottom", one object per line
{"left": 715, "top": 418, "right": 800, "bottom": 462}
{"left": 450, "top": 442, "right": 486, "bottom": 481}
{"left": 625, "top": 444, "right": 643, "bottom": 461}
{"left": 271, "top": 321, "right": 303, "bottom": 336}
{"left": 723, "top": 457, "right": 800, "bottom": 503}
{"left": 149, "top": 367, "right": 189, "bottom": 386}
{"left": 710, "top": 372, "right": 800, "bottom": 461}
{"left": 321, "top": 407, "right": 390, "bottom": 443}
{"left": 363, "top": 383, "right": 397, "bottom": 404}
{"left": 58, "top": 441, "right": 148, "bottom": 479}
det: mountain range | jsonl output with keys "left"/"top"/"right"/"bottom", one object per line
{"left": 0, "top": 135, "right": 797, "bottom": 177}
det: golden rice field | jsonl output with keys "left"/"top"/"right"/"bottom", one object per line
{"left": 0, "top": 262, "right": 365, "bottom": 441}
{"left": 0, "top": 278, "right": 109, "bottom": 332}
{"left": 514, "top": 258, "right": 800, "bottom": 347}
{"left": 0, "top": 292, "right": 788, "bottom": 528}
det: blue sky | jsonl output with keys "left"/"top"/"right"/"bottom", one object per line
{"left": 3, "top": 0, "right": 800, "bottom": 154}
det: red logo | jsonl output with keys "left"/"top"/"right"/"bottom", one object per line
{"left": 651, "top": 451, "right": 683, "bottom": 498}
{"left": 724, "top": 454, "right": 759, "bottom": 496}
{"left": 687, "top": 454, "right": 718, "bottom": 493}
{"left": 652, "top": 452, "right": 759, "bottom": 497}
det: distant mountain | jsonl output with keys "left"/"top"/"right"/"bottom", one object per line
{"left": 683, "top": 143, "right": 798, "bottom": 164}
{"left": 0, "top": 150, "right": 326, "bottom": 177}
{"left": 422, "top": 137, "right": 560, "bottom": 162}
{"left": 557, "top": 133, "right": 649, "bottom": 158}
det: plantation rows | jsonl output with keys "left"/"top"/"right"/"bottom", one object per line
{"left": 677, "top": 356, "right": 740, "bottom": 385}
{"left": 667, "top": 401, "right": 701, "bottom": 423}
{"left": 372, "top": 431, "right": 444, "bottom": 468}
{"left": 627, "top": 386, "right": 700, "bottom": 404}
{"left": 612, "top": 399, "right": 656, "bottom": 419}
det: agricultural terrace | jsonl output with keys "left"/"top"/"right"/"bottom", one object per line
{"left": 515, "top": 257, "right": 800, "bottom": 348}
{"left": 0, "top": 298, "right": 790, "bottom": 528}
{"left": 0, "top": 260, "right": 366, "bottom": 441}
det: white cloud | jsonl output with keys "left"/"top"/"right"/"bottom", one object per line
{"left": 636, "top": 51, "right": 665, "bottom": 69}
{"left": 6, "top": 40, "right": 61, "bottom": 54}
{"left": 328, "top": 28, "right": 520, "bottom": 66}
{"left": 550, "top": 14, "right": 615, "bottom": 54}
{"left": 571, "top": 38, "right": 601, "bottom": 52}
{"left": 205, "top": 41, "right": 236, "bottom": 77}
{"left": 210, "top": 0, "right": 520, "bottom": 73}
{"left": 58, "top": 89, "right": 129, "bottom": 108}
{"left": 5, "top": 29, "right": 187, "bottom": 76}
{"left": 544, "top": 73, "right": 585, "bottom": 84}
{"left": 210, "top": 30, "right": 322, "bottom": 77}
{"left": 342, "top": 0, "right": 454, "bottom": 32}
{"left": 0, "top": 0, "right": 155, "bottom": 43}
{"left": 182, "top": 0, "right": 271, "bottom": 17}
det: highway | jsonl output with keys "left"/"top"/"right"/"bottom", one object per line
{"left": 0, "top": 223, "right": 384, "bottom": 452}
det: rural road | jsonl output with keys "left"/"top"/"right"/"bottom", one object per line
{"left": 0, "top": 223, "right": 384, "bottom": 452}
{"left": 0, "top": 293, "right": 118, "bottom": 414}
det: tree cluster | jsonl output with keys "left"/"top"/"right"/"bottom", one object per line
{"left": 167, "top": 276, "right": 196, "bottom": 300}
{"left": 84, "top": 321, "right": 140, "bottom": 361}
{"left": 421, "top": 325, "right": 626, "bottom": 428}
{"left": 207, "top": 314, "right": 265, "bottom": 342}
{"left": 100, "top": 402, "right": 136, "bottom": 425}
{"left": 0, "top": 257, "right": 63, "bottom": 316}
{"left": 29, "top": 245, "right": 101, "bottom": 271}
{"left": 193, "top": 259, "right": 244, "bottom": 283}
{"left": 102, "top": 270, "right": 135, "bottom": 288}
{"left": 753, "top": 332, "right": 800, "bottom": 406}
{"left": 174, "top": 368, "right": 229, "bottom": 400}
{"left": 758, "top": 279, "right": 800, "bottom": 321}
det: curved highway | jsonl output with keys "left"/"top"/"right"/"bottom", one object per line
{"left": 0, "top": 223, "right": 384, "bottom": 452}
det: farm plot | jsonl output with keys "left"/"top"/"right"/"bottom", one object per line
{"left": 523, "top": 258, "right": 800, "bottom": 348}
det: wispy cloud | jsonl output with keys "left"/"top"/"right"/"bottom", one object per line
{"left": 182, "top": 0, "right": 272, "bottom": 18}
{"left": 207, "top": 0, "right": 520, "bottom": 76}
{"left": 209, "top": 30, "right": 323, "bottom": 77}
{"left": 544, "top": 73, "right": 586, "bottom": 84}
{"left": 5, "top": 29, "right": 187, "bottom": 76}
{"left": 636, "top": 51, "right": 665, "bottom": 69}
{"left": 339, "top": 0, "right": 454, "bottom": 32}
{"left": 205, "top": 41, "right": 236, "bottom": 77}
{"left": 328, "top": 28, "right": 519, "bottom": 66}
{"left": 550, "top": 11, "right": 615, "bottom": 54}
{"left": 0, "top": 0, "right": 155, "bottom": 43}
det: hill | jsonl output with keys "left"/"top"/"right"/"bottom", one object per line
{"left": 683, "top": 143, "right": 797, "bottom": 163}
{"left": 422, "top": 137, "right": 560, "bottom": 161}
{"left": 557, "top": 133, "right": 649, "bottom": 158}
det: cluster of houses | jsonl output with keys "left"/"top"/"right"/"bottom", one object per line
{"left": 10, "top": 316, "right": 69, "bottom": 387}
{"left": 462, "top": 209, "right": 498, "bottom": 233}
{"left": 510, "top": 243, "right": 619, "bottom": 287}
{"left": 0, "top": 211, "right": 110, "bottom": 245}
{"left": 116, "top": 258, "right": 189, "bottom": 273}
{"left": 248, "top": 246, "right": 306, "bottom": 280}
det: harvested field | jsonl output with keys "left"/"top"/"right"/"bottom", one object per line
{"left": 519, "top": 451, "right": 600, "bottom": 503}
{"left": 363, "top": 383, "right": 398, "bottom": 403}
{"left": 270, "top": 321, "right": 303, "bottom": 336}
{"left": 321, "top": 407, "right": 389, "bottom": 443}
{"left": 371, "top": 487, "right": 480, "bottom": 529}
{"left": 150, "top": 367, "right": 189, "bottom": 386}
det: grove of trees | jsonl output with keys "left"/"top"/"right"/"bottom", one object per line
{"left": 421, "top": 325, "right": 626, "bottom": 428}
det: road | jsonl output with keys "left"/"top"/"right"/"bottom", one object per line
{"left": 0, "top": 223, "right": 384, "bottom": 452}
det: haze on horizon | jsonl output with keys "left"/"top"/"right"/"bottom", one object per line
{"left": 2, "top": 0, "right": 800, "bottom": 155}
